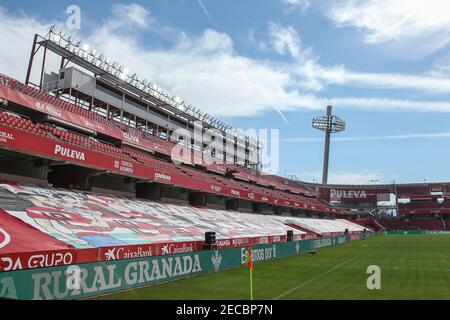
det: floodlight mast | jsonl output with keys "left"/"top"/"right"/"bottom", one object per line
{"left": 312, "top": 105, "right": 346, "bottom": 184}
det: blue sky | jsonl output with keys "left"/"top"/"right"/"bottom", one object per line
{"left": 1, "top": 0, "right": 450, "bottom": 184}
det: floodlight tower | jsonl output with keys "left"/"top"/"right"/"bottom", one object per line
{"left": 312, "top": 105, "right": 346, "bottom": 184}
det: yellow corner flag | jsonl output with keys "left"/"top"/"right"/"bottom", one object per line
{"left": 245, "top": 246, "right": 253, "bottom": 300}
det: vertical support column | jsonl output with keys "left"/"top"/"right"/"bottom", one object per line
{"left": 136, "top": 182, "right": 161, "bottom": 201}
{"left": 189, "top": 192, "right": 207, "bottom": 207}
{"left": 39, "top": 41, "right": 48, "bottom": 90}
{"left": 226, "top": 198, "right": 239, "bottom": 211}
{"left": 322, "top": 105, "right": 332, "bottom": 185}
{"left": 25, "top": 34, "right": 39, "bottom": 85}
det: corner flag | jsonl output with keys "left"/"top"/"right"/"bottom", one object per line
{"left": 246, "top": 246, "right": 253, "bottom": 270}
{"left": 245, "top": 246, "right": 253, "bottom": 300}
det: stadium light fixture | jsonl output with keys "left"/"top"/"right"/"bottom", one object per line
{"left": 52, "top": 34, "right": 61, "bottom": 43}
{"left": 82, "top": 43, "right": 90, "bottom": 52}
{"left": 312, "top": 105, "right": 346, "bottom": 185}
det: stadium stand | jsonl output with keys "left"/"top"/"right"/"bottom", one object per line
{"left": 276, "top": 216, "right": 368, "bottom": 237}
{"left": 379, "top": 218, "right": 406, "bottom": 230}
{"left": 353, "top": 218, "right": 386, "bottom": 231}
{"left": 0, "top": 73, "right": 338, "bottom": 213}
{"left": 408, "top": 218, "right": 443, "bottom": 231}
{"left": 0, "top": 182, "right": 307, "bottom": 249}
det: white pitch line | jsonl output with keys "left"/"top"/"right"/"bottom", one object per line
{"left": 272, "top": 241, "right": 387, "bottom": 300}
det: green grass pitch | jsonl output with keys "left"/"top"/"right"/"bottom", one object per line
{"left": 93, "top": 235, "right": 450, "bottom": 300}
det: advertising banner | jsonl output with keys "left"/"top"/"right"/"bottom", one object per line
{"left": 385, "top": 230, "right": 450, "bottom": 235}
{"left": 0, "top": 235, "right": 351, "bottom": 300}
{"left": 0, "top": 210, "right": 76, "bottom": 272}
{"left": 0, "top": 86, "right": 123, "bottom": 139}
{"left": 97, "top": 241, "right": 202, "bottom": 262}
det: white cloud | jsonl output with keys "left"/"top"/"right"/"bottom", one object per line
{"left": 301, "top": 61, "right": 450, "bottom": 93}
{"left": 269, "top": 23, "right": 450, "bottom": 94}
{"left": 111, "top": 3, "right": 151, "bottom": 28}
{"left": 326, "top": 0, "right": 450, "bottom": 54}
{"left": 299, "top": 170, "right": 383, "bottom": 184}
{"left": 281, "top": 0, "right": 311, "bottom": 13}
{"left": 268, "top": 22, "right": 312, "bottom": 62}
{"left": 0, "top": 7, "right": 57, "bottom": 81}
{"left": 2, "top": 4, "right": 450, "bottom": 121}
{"left": 87, "top": 28, "right": 309, "bottom": 117}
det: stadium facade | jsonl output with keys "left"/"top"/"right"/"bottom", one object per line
{"left": 0, "top": 27, "right": 446, "bottom": 299}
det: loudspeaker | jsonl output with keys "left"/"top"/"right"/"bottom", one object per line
{"left": 344, "top": 228, "right": 349, "bottom": 236}
{"left": 203, "top": 231, "right": 217, "bottom": 250}
{"left": 287, "top": 230, "right": 294, "bottom": 242}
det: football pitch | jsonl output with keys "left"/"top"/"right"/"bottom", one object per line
{"left": 94, "top": 235, "right": 450, "bottom": 300}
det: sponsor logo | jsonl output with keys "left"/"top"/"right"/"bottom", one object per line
{"left": 211, "top": 251, "right": 223, "bottom": 271}
{"left": 160, "top": 243, "right": 195, "bottom": 255}
{"left": 330, "top": 189, "right": 367, "bottom": 199}
{"left": 0, "top": 130, "right": 13, "bottom": 143}
{"left": 35, "top": 101, "right": 62, "bottom": 118}
{"left": 54, "top": 145, "right": 85, "bottom": 161}
{"left": 232, "top": 238, "right": 247, "bottom": 247}
{"left": 155, "top": 172, "right": 172, "bottom": 182}
{"left": 230, "top": 189, "right": 240, "bottom": 197}
{"left": 83, "top": 120, "right": 106, "bottom": 132}
{"left": 104, "top": 246, "right": 153, "bottom": 261}
{"left": 258, "top": 237, "right": 269, "bottom": 245}
{"left": 114, "top": 160, "right": 134, "bottom": 173}
{"left": 261, "top": 196, "right": 268, "bottom": 202}
{"left": 425, "top": 230, "right": 450, "bottom": 235}
{"left": 248, "top": 192, "right": 255, "bottom": 199}
{"left": 312, "top": 238, "right": 333, "bottom": 249}
{"left": 104, "top": 248, "right": 117, "bottom": 261}
{"left": 211, "top": 185, "right": 222, "bottom": 192}
{"left": 0, "top": 252, "right": 74, "bottom": 272}
{"left": 217, "top": 239, "right": 231, "bottom": 248}
{"left": 241, "top": 246, "right": 277, "bottom": 264}
{"left": 0, "top": 228, "right": 11, "bottom": 249}
{"left": 32, "top": 254, "right": 202, "bottom": 299}
{"left": 123, "top": 132, "right": 140, "bottom": 144}
{"left": 271, "top": 235, "right": 281, "bottom": 243}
